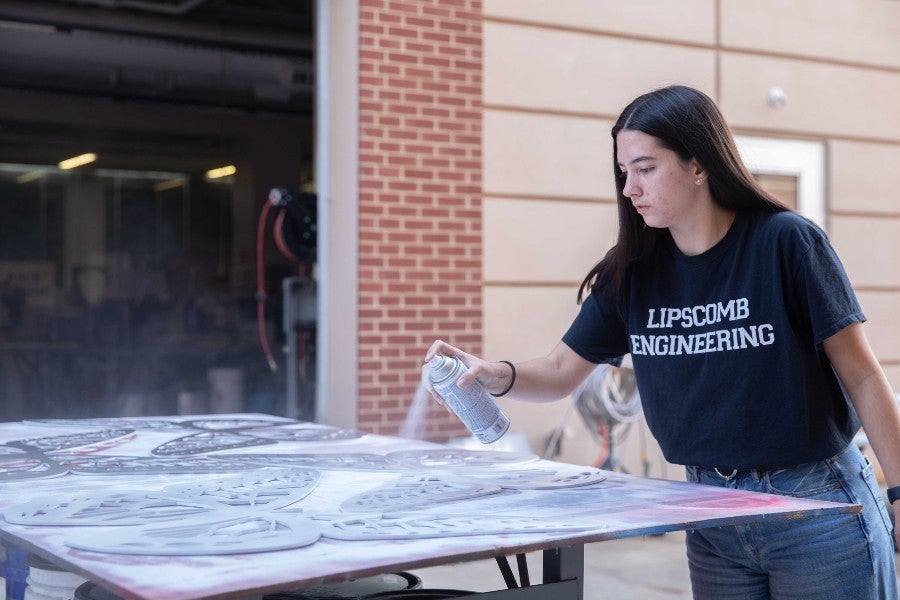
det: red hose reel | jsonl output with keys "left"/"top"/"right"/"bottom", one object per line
{"left": 255, "top": 187, "right": 317, "bottom": 371}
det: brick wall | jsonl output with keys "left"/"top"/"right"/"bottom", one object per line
{"left": 357, "top": 0, "right": 483, "bottom": 440}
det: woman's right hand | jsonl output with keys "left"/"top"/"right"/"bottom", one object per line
{"left": 422, "top": 340, "right": 514, "bottom": 404}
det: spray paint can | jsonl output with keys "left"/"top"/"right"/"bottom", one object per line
{"left": 428, "top": 354, "right": 510, "bottom": 444}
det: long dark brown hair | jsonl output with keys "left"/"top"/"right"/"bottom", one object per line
{"left": 577, "top": 85, "right": 787, "bottom": 304}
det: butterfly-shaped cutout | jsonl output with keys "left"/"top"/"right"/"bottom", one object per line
{"left": 0, "top": 445, "right": 67, "bottom": 481}
{"left": 460, "top": 467, "right": 608, "bottom": 490}
{"left": 317, "top": 513, "right": 595, "bottom": 541}
{"left": 3, "top": 492, "right": 218, "bottom": 526}
{"left": 7, "top": 429, "right": 135, "bottom": 454}
{"left": 66, "top": 514, "right": 321, "bottom": 555}
{"left": 217, "top": 453, "right": 401, "bottom": 471}
{"left": 162, "top": 469, "right": 320, "bottom": 510}
{"left": 385, "top": 449, "right": 538, "bottom": 470}
{"left": 151, "top": 431, "right": 275, "bottom": 456}
{"left": 340, "top": 474, "right": 502, "bottom": 513}
{"left": 60, "top": 454, "right": 262, "bottom": 475}
{"left": 242, "top": 425, "right": 363, "bottom": 442}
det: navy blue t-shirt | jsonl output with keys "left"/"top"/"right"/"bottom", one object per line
{"left": 562, "top": 211, "right": 864, "bottom": 469}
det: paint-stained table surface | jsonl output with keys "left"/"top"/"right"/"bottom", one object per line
{"left": 0, "top": 415, "right": 860, "bottom": 600}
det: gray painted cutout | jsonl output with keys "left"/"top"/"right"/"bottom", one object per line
{"left": 66, "top": 514, "right": 322, "bottom": 555}
{"left": 163, "top": 469, "right": 320, "bottom": 509}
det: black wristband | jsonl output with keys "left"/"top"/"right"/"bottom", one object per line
{"left": 490, "top": 360, "right": 516, "bottom": 398}
{"left": 887, "top": 485, "right": 900, "bottom": 505}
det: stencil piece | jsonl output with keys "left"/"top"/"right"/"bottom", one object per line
{"left": 152, "top": 431, "right": 276, "bottom": 456}
{"left": 66, "top": 514, "right": 321, "bottom": 555}
{"left": 163, "top": 469, "right": 320, "bottom": 509}
{"left": 3, "top": 493, "right": 217, "bottom": 526}
{"left": 62, "top": 455, "right": 262, "bottom": 475}
{"left": 340, "top": 474, "right": 501, "bottom": 513}
{"left": 385, "top": 449, "right": 538, "bottom": 470}
{"left": 243, "top": 425, "right": 363, "bottom": 442}
{"left": 318, "top": 513, "right": 595, "bottom": 541}
{"left": 217, "top": 453, "right": 402, "bottom": 471}
{"left": 0, "top": 445, "right": 67, "bottom": 482}
{"left": 182, "top": 417, "right": 297, "bottom": 431}
{"left": 462, "top": 468, "right": 608, "bottom": 490}
{"left": 7, "top": 429, "right": 135, "bottom": 454}
{"left": 24, "top": 418, "right": 185, "bottom": 431}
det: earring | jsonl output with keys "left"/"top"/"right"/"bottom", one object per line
{"left": 695, "top": 179, "right": 703, "bottom": 185}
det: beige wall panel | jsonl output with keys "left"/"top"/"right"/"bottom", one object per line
{"left": 484, "top": 0, "right": 715, "bottom": 45}
{"left": 829, "top": 216, "right": 900, "bottom": 288}
{"left": 483, "top": 286, "right": 585, "bottom": 461}
{"left": 856, "top": 291, "right": 900, "bottom": 362}
{"left": 484, "top": 198, "right": 617, "bottom": 283}
{"left": 484, "top": 110, "right": 615, "bottom": 199}
{"left": 720, "top": 53, "right": 900, "bottom": 141}
{"left": 484, "top": 22, "right": 716, "bottom": 115}
{"left": 484, "top": 286, "right": 581, "bottom": 361}
{"left": 721, "top": 0, "right": 900, "bottom": 70}
{"left": 829, "top": 141, "right": 900, "bottom": 214}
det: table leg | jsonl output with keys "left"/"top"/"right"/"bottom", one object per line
{"left": 470, "top": 546, "right": 584, "bottom": 599}
{"left": 544, "top": 545, "right": 584, "bottom": 595}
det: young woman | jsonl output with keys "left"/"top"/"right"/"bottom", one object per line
{"left": 425, "top": 85, "right": 899, "bottom": 599}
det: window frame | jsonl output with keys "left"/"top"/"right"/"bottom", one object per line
{"left": 734, "top": 136, "right": 826, "bottom": 229}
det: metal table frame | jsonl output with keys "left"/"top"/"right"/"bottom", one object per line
{"left": 477, "top": 546, "right": 584, "bottom": 599}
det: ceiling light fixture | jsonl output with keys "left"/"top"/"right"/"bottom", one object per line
{"left": 153, "top": 178, "right": 187, "bottom": 192}
{"left": 205, "top": 165, "right": 236, "bottom": 179}
{"left": 16, "top": 170, "right": 46, "bottom": 184}
{"left": 58, "top": 153, "right": 97, "bottom": 170}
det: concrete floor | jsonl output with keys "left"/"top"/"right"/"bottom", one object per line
{"left": 410, "top": 531, "right": 900, "bottom": 598}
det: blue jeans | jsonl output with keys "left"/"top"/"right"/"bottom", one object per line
{"left": 684, "top": 444, "right": 897, "bottom": 600}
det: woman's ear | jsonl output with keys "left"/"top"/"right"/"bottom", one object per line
{"left": 690, "top": 159, "right": 707, "bottom": 179}
{"left": 687, "top": 159, "right": 708, "bottom": 187}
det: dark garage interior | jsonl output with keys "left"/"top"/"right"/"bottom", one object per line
{"left": 0, "top": 0, "right": 317, "bottom": 421}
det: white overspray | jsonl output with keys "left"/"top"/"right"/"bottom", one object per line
{"left": 400, "top": 367, "right": 431, "bottom": 440}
